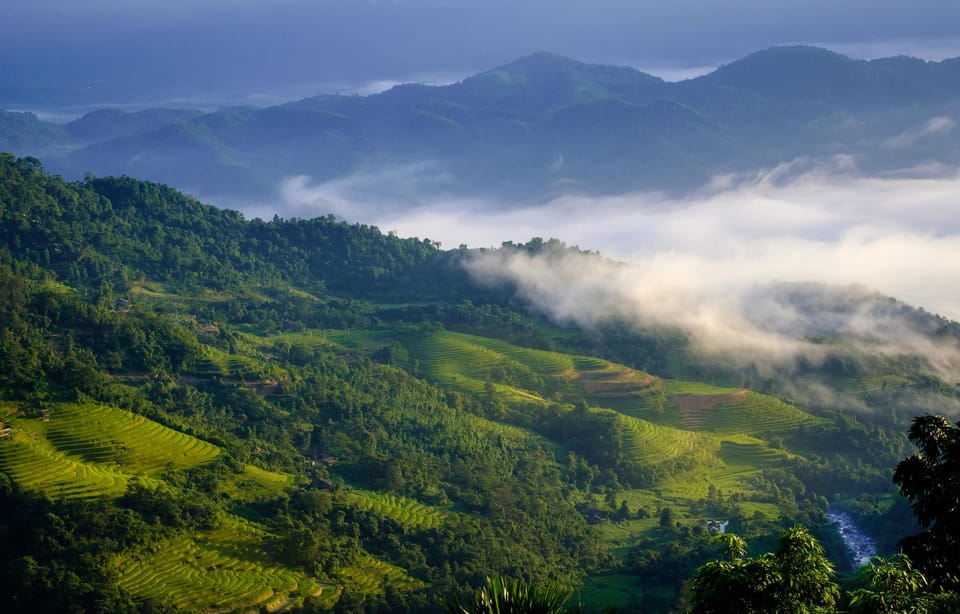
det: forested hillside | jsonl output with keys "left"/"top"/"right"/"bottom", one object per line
{"left": 0, "top": 155, "right": 955, "bottom": 612}
{"left": 4, "top": 47, "right": 960, "bottom": 201}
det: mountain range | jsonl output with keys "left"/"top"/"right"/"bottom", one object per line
{"left": 3, "top": 46, "right": 960, "bottom": 202}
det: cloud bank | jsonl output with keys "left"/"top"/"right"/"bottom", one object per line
{"left": 259, "top": 156, "right": 960, "bottom": 376}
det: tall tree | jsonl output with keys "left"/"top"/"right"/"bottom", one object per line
{"left": 893, "top": 415, "right": 960, "bottom": 591}
{"left": 688, "top": 527, "right": 838, "bottom": 614}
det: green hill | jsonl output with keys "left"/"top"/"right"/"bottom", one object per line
{"left": 0, "top": 157, "right": 945, "bottom": 612}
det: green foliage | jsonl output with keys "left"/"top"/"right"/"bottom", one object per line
{"left": 848, "top": 555, "right": 932, "bottom": 614}
{"left": 688, "top": 527, "right": 839, "bottom": 614}
{"left": 1, "top": 158, "right": 956, "bottom": 612}
{"left": 893, "top": 415, "right": 960, "bottom": 591}
{"left": 445, "top": 576, "right": 577, "bottom": 614}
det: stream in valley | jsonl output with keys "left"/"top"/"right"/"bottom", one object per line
{"left": 827, "top": 509, "right": 877, "bottom": 567}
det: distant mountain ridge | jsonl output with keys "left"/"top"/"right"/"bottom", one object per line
{"left": 3, "top": 45, "right": 960, "bottom": 202}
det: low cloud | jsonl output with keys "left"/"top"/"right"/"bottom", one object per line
{"left": 883, "top": 116, "right": 956, "bottom": 149}
{"left": 258, "top": 159, "right": 960, "bottom": 377}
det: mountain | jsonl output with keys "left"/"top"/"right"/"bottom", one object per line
{"left": 694, "top": 46, "right": 959, "bottom": 108}
{"left": 0, "top": 110, "right": 68, "bottom": 154}
{"left": 0, "top": 154, "right": 955, "bottom": 611}
{"left": 64, "top": 108, "right": 204, "bottom": 144}
{"left": 4, "top": 46, "right": 959, "bottom": 202}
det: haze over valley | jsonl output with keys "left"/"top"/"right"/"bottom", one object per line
{"left": 3, "top": 2, "right": 960, "bottom": 612}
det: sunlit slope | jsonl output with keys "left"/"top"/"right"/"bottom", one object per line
{"left": 115, "top": 517, "right": 336, "bottom": 612}
{"left": 401, "top": 329, "right": 553, "bottom": 403}
{"left": 0, "top": 402, "right": 219, "bottom": 500}
{"left": 344, "top": 488, "right": 449, "bottom": 530}
{"left": 400, "top": 330, "right": 822, "bottom": 436}
{"left": 615, "top": 411, "right": 717, "bottom": 466}
{"left": 0, "top": 401, "right": 417, "bottom": 610}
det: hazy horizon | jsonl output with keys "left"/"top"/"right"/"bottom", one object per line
{"left": 5, "top": 0, "right": 960, "bottom": 369}
{"left": 4, "top": 1, "right": 960, "bottom": 109}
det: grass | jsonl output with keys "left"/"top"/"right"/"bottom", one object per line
{"left": 576, "top": 574, "right": 642, "bottom": 610}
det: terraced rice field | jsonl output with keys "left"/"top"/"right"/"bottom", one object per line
{"left": 402, "top": 331, "right": 549, "bottom": 404}
{"left": 462, "top": 412, "right": 542, "bottom": 447}
{"left": 718, "top": 437, "right": 789, "bottom": 469}
{"left": 255, "top": 330, "right": 334, "bottom": 353}
{"left": 223, "top": 464, "right": 293, "bottom": 502}
{"left": 456, "top": 335, "right": 575, "bottom": 375}
{"left": 656, "top": 433, "right": 791, "bottom": 501}
{"left": 838, "top": 375, "right": 914, "bottom": 394}
{"left": 0, "top": 402, "right": 219, "bottom": 500}
{"left": 616, "top": 413, "right": 716, "bottom": 466}
{"left": 194, "top": 346, "right": 263, "bottom": 379}
{"left": 336, "top": 552, "right": 421, "bottom": 595}
{"left": 325, "top": 329, "right": 401, "bottom": 350}
{"left": 344, "top": 489, "right": 448, "bottom": 530}
{"left": 0, "top": 439, "right": 139, "bottom": 499}
{"left": 44, "top": 403, "right": 220, "bottom": 473}
{"left": 672, "top": 391, "right": 821, "bottom": 435}
{"left": 590, "top": 378, "right": 821, "bottom": 436}
{"left": 116, "top": 517, "right": 328, "bottom": 611}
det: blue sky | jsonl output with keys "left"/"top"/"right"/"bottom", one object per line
{"left": 3, "top": 0, "right": 960, "bottom": 105}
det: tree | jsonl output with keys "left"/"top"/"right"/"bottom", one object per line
{"left": 688, "top": 527, "right": 838, "bottom": 613}
{"left": 659, "top": 506, "right": 675, "bottom": 530}
{"left": 848, "top": 555, "right": 931, "bottom": 614}
{"left": 892, "top": 415, "right": 960, "bottom": 591}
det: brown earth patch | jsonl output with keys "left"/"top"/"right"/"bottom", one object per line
{"left": 579, "top": 371, "right": 658, "bottom": 395}
{"left": 671, "top": 389, "right": 748, "bottom": 412}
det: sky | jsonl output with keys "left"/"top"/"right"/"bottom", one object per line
{"left": 3, "top": 0, "right": 960, "bottom": 106}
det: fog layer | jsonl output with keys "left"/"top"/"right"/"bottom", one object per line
{"left": 271, "top": 158, "right": 960, "bottom": 376}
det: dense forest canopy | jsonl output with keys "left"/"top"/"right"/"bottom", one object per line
{"left": 0, "top": 154, "right": 958, "bottom": 612}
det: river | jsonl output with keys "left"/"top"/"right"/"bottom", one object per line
{"left": 827, "top": 509, "right": 877, "bottom": 567}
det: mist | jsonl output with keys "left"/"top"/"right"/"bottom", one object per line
{"left": 264, "top": 157, "right": 960, "bottom": 378}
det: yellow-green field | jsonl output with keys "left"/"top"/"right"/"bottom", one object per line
{"left": 0, "top": 402, "right": 219, "bottom": 500}
{"left": 115, "top": 517, "right": 333, "bottom": 612}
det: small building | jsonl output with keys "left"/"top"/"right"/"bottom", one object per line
{"left": 705, "top": 519, "right": 730, "bottom": 534}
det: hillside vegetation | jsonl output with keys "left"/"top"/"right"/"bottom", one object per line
{"left": 0, "top": 155, "right": 953, "bottom": 611}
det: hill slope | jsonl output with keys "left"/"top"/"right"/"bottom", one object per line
{"left": 3, "top": 46, "right": 959, "bottom": 200}
{"left": 0, "top": 158, "right": 949, "bottom": 611}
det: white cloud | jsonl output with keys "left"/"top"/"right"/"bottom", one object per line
{"left": 255, "top": 160, "right": 960, "bottom": 375}
{"left": 883, "top": 116, "right": 956, "bottom": 149}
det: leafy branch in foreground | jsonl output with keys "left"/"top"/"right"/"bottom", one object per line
{"left": 893, "top": 415, "right": 960, "bottom": 592}
{"left": 445, "top": 576, "right": 579, "bottom": 614}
